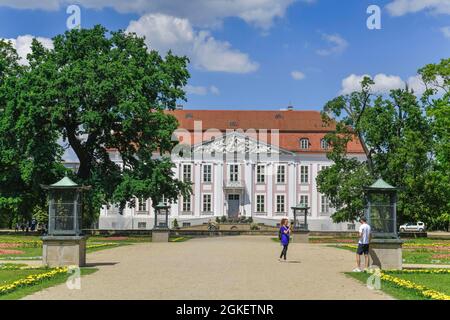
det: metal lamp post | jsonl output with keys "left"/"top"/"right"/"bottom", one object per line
{"left": 290, "top": 202, "right": 310, "bottom": 243}
{"left": 363, "top": 178, "right": 403, "bottom": 270}
{"left": 291, "top": 203, "right": 310, "bottom": 231}
{"left": 40, "top": 176, "right": 90, "bottom": 266}
{"left": 363, "top": 178, "right": 398, "bottom": 239}
{"left": 152, "top": 201, "right": 170, "bottom": 242}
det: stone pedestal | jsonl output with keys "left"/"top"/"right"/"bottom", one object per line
{"left": 152, "top": 229, "right": 169, "bottom": 242}
{"left": 369, "top": 238, "right": 403, "bottom": 270}
{"left": 42, "top": 236, "right": 87, "bottom": 267}
{"left": 291, "top": 230, "right": 310, "bottom": 243}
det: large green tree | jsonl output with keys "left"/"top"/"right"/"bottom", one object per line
{"left": 418, "top": 59, "right": 450, "bottom": 231}
{"left": 0, "top": 40, "right": 65, "bottom": 227}
{"left": 0, "top": 25, "right": 191, "bottom": 227}
{"left": 318, "top": 59, "right": 449, "bottom": 229}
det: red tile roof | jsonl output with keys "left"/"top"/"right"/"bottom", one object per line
{"left": 167, "top": 109, "right": 365, "bottom": 154}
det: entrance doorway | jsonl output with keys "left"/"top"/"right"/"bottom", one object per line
{"left": 227, "top": 194, "right": 240, "bottom": 218}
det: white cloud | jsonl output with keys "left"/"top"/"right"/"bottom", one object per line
{"left": 386, "top": 0, "right": 450, "bottom": 16}
{"left": 185, "top": 84, "right": 220, "bottom": 95}
{"left": 291, "top": 70, "right": 305, "bottom": 80}
{"left": 3, "top": 35, "right": 53, "bottom": 65}
{"left": 209, "top": 85, "right": 220, "bottom": 95}
{"left": 441, "top": 26, "right": 450, "bottom": 38}
{"left": 0, "top": 0, "right": 298, "bottom": 29}
{"left": 339, "top": 73, "right": 429, "bottom": 95}
{"left": 126, "top": 13, "right": 259, "bottom": 73}
{"left": 316, "top": 33, "right": 348, "bottom": 56}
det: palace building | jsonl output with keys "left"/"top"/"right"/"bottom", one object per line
{"left": 98, "top": 109, "right": 365, "bottom": 231}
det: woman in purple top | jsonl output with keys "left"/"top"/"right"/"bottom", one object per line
{"left": 279, "top": 218, "right": 291, "bottom": 261}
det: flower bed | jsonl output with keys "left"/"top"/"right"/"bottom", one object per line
{"left": 0, "top": 241, "right": 42, "bottom": 248}
{"left": 0, "top": 243, "right": 20, "bottom": 248}
{"left": 86, "top": 243, "right": 117, "bottom": 249}
{"left": 0, "top": 249, "right": 25, "bottom": 255}
{"left": 94, "top": 236, "right": 128, "bottom": 241}
{"left": 380, "top": 273, "right": 450, "bottom": 300}
{"left": 310, "top": 238, "right": 356, "bottom": 243}
{"left": 0, "top": 267, "right": 68, "bottom": 296}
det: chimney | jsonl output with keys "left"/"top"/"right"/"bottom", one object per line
{"left": 176, "top": 104, "right": 183, "bottom": 110}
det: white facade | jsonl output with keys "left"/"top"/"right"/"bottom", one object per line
{"left": 99, "top": 132, "right": 364, "bottom": 231}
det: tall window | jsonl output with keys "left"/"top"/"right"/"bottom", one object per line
{"left": 256, "top": 195, "right": 265, "bottom": 213}
{"left": 320, "top": 138, "right": 329, "bottom": 150}
{"left": 256, "top": 165, "right": 265, "bottom": 183}
{"left": 182, "top": 196, "right": 191, "bottom": 212}
{"left": 137, "top": 198, "right": 147, "bottom": 212}
{"left": 300, "top": 138, "right": 309, "bottom": 150}
{"left": 276, "top": 165, "right": 286, "bottom": 184}
{"left": 183, "top": 164, "right": 192, "bottom": 182}
{"left": 300, "top": 165, "right": 309, "bottom": 184}
{"left": 229, "top": 164, "right": 239, "bottom": 182}
{"left": 321, "top": 195, "right": 331, "bottom": 214}
{"left": 299, "top": 195, "right": 309, "bottom": 206}
{"left": 276, "top": 195, "right": 286, "bottom": 213}
{"left": 203, "top": 164, "right": 212, "bottom": 183}
{"left": 202, "top": 194, "right": 212, "bottom": 213}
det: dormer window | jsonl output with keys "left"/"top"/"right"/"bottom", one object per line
{"left": 320, "top": 138, "right": 329, "bottom": 150}
{"left": 300, "top": 138, "right": 309, "bottom": 150}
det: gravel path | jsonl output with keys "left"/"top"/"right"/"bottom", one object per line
{"left": 24, "top": 236, "right": 392, "bottom": 300}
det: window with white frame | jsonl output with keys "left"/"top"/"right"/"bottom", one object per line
{"left": 183, "top": 164, "right": 192, "bottom": 182}
{"left": 321, "top": 138, "right": 329, "bottom": 150}
{"left": 256, "top": 194, "right": 265, "bottom": 213}
{"left": 300, "top": 138, "right": 309, "bottom": 150}
{"left": 276, "top": 195, "right": 286, "bottom": 213}
{"left": 321, "top": 195, "right": 331, "bottom": 214}
{"left": 276, "top": 165, "right": 286, "bottom": 184}
{"left": 203, "top": 164, "right": 212, "bottom": 183}
{"left": 256, "top": 165, "right": 265, "bottom": 183}
{"left": 300, "top": 165, "right": 309, "bottom": 184}
{"left": 229, "top": 164, "right": 239, "bottom": 182}
{"left": 182, "top": 196, "right": 192, "bottom": 213}
{"left": 202, "top": 194, "right": 212, "bottom": 213}
{"left": 137, "top": 197, "right": 147, "bottom": 212}
{"left": 299, "top": 195, "right": 309, "bottom": 206}
{"left": 299, "top": 195, "right": 310, "bottom": 216}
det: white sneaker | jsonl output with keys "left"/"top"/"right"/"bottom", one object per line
{"left": 352, "top": 268, "right": 362, "bottom": 272}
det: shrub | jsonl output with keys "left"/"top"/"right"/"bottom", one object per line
{"left": 250, "top": 223, "right": 260, "bottom": 231}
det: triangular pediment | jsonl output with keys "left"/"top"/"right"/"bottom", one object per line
{"left": 192, "top": 132, "right": 294, "bottom": 155}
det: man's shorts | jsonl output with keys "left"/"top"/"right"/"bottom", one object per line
{"left": 357, "top": 243, "right": 369, "bottom": 255}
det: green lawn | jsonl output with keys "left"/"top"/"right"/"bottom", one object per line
{"left": 328, "top": 237, "right": 450, "bottom": 265}
{"left": 0, "top": 234, "right": 192, "bottom": 260}
{"left": 346, "top": 271, "right": 450, "bottom": 300}
{"left": 0, "top": 267, "right": 97, "bottom": 300}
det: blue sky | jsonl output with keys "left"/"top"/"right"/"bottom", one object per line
{"left": 0, "top": 0, "right": 449, "bottom": 111}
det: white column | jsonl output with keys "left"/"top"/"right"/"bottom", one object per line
{"left": 267, "top": 162, "right": 273, "bottom": 217}
{"left": 171, "top": 163, "right": 179, "bottom": 218}
{"left": 288, "top": 162, "right": 296, "bottom": 217}
{"left": 194, "top": 162, "right": 201, "bottom": 217}
{"left": 244, "top": 161, "right": 252, "bottom": 217}
{"left": 311, "top": 163, "right": 319, "bottom": 218}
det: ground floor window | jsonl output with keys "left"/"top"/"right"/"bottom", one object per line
{"left": 276, "top": 195, "right": 286, "bottom": 213}
{"left": 202, "top": 194, "right": 212, "bottom": 213}
{"left": 182, "top": 196, "right": 192, "bottom": 213}
{"left": 321, "top": 195, "right": 331, "bottom": 215}
{"left": 256, "top": 194, "right": 265, "bottom": 213}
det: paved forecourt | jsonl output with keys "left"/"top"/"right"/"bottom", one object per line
{"left": 25, "top": 236, "right": 391, "bottom": 300}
